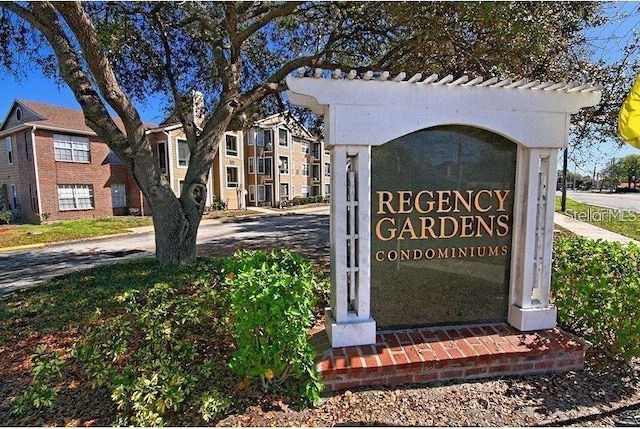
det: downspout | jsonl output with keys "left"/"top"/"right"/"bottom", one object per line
{"left": 30, "top": 126, "right": 44, "bottom": 223}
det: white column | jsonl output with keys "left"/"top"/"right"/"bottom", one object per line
{"left": 325, "top": 145, "right": 376, "bottom": 347}
{"left": 508, "top": 147, "right": 558, "bottom": 331}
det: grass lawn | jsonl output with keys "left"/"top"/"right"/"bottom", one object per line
{"left": 0, "top": 216, "right": 153, "bottom": 248}
{"left": 0, "top": 210, "right": 260, "bottom": 249}
{"left": 555, "top": 196, "right": 640, "bottom": 241}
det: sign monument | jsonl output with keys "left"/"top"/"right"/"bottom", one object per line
{"left": 287, "top": 70, "right": 601, "bottom": 347}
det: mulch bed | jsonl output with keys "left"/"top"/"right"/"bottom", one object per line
{"left": 2, "top": 232, "right": 640, "bottom": 426}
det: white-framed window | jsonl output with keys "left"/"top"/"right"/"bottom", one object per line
{"left": 53, "top": 134, "right": 90, "bottom": 162}
{"left": 258, "top": 184, "right": 266, "bottom": 202}
{"left": 16, "top": 107, "right": 22, "bottom": 122}
{"left": 302, "top": 185, "right": 310, "bottom": 197}
{"left": 58, "top": 184, "right": 94, "bottom": 210}
{"left": 225, "top": 134, "right": 238, "bottom": 157}
{"left": 111, "top": 184, "right": 126, "bottom": 208}
{"left": 6, "top": 137, "right": 13, "bottom": 165}
{"left": 257, "top": 157, "right": 272, "bottom": 177}
{"left": 325, "top": 184, "right": 331, "bottom": 196}
{"left": 280, "top": 183, "right": 289, "bottom": 202}
{"left": 157, "top": 141, "right": 168, "bottom": 173}
{"left": 312, "top": 143, "right": 321, "bottom": 159}
{"left": 256, "top": 129, "right": 272, "bottom": 151}
{"left": 301, "top": 163, "right": 309, "bottom": 176}
{"left": 278, "top": 128, "right": 289, "bottom": 147}
{"left": 226, "top": 166, "right": 239, "bottom": 188}
{"left": 248, "top": 157, "right": 255, "bottom": 174}
{"left": 325, "top": 162, "right": 331, "bottom": 176}
{"left": 301, "top": 141, "right": 309, "bottom": 154}
{"left": 325, "top": 149, "right": 331, "bottom": 156}
{"left": 177, "top": 139, "right": 189, "bottom": 167}
{"left": 279, "top": 156, "right": 289, "bottom": 174}
{"left": 249, "top": 185, "right": 256, "bottom": 202}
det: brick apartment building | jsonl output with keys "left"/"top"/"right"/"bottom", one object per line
{"left": 0, "top": 100, "right": 144, "bottom": 223}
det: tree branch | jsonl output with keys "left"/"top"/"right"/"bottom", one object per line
{"left": 54, "top": 1, "right": 145, "bottom": 147}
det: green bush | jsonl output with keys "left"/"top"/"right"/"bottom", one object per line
{"left": 72, "top": 261, "right": 231, "bottom": 426}
{"left": 0, "top": 210, "right": 12, "bottom": 224}
{"left": 11, "top": 345, "right": 66, "bottom": 415}
{"left": 223, "top": 249, "right": 323, "bottom": 406}
{"left": 552, "top": 236, "right": 640, "bottom": 360}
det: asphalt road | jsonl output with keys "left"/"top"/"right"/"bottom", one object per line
{"left": 564, "top": 190, "right": 640, "bottom": 211}
{"left": 0, "top": 210, "right": 330, "bottom": 296}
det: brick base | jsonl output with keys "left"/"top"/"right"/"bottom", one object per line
{"left": 311, "top": 323, "right": 588, "bottom": 392}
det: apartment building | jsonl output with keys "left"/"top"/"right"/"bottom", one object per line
{"left": 0, "top": 99, "right": 328, "bottom": 223}
{"left": 245, "top": 113, "right": 330, "bottom": 207}
{"left": 0, "top": 100, "right": 144, "bottom": 222}
{"left": 146, "top": 124, "right": 245, "bottom": 210}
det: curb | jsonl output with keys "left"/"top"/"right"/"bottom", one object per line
{"left": 0, "top": 242, "right": 46, "bottom": 252}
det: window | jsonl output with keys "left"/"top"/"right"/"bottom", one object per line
{"left": 249, "top": 185, "right": 256, "bottom": 202}
{"left": 312, "top": 143, "right": 321, "bottom": 159}
{"left": 54, "top": 134, "right": 90, "bottom": 162}
{"left": 257, "top": 157, "right": 272, "bottom": 177}
{"left": 177, "top": 139, "right": 189, "bottom": 167}
{"left": 25, "top": 132, "right": 30, "bottom": 161}
{"left": 280, "top": 183, "right": 289, "bottom": 202}
{"left": 312, "top": 164, "right": 320, "bottom": 181}
{"left": 256, "top": 129, "right": 272, "bottom": 150}
{"left": 157, "top": 142, "right": 168, "bottom": 173}
{"left": 279, "top": 156, "right": 289, "bottom": 174}
{"left": 325, "top": 184, "right": 331, "bottom": 196}
{"left": 16, "top": 107, "right": 22, "bottom": 122}
{"left": 58, "top": 184, "right": 94, "bottom": 210}
{"left": 111, "top": 184, "right": 126, "bottom": 208}
{"left": 226, "top": 166, "right": 239, "bottom": 188}
{"left": 248, "top": 157, "right": 255, "bottom": 174}
{"left": 225, "top": 134, "right": 238, "bottom": 156}
{"left": 278, "top": 128, "right": 289, "bottom": 147}
{"left": 325, "top": 162, "right": 331, "bottom": 176}
{"left": 301, "top": 163, "right": 309, "bottom": 176}
{"left": 302, "top": 185, "right": 310, "bottom": 197}
{"left": 258, "top": 185, "right": 266, "bottom": 202}
{"left": 10, "top": 184, "right": 17, "bottom": 208}
{"left": 6, "top": 137, "right": 12, "bottom": 165}
{"left": 108, "top": 150, "right": 123, "bottom": 165}
{"left": 301, "top": 141, "right": 309, "bottom": 154}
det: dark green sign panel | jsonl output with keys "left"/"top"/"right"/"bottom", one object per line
{"left": 370, "top": 125, "right": 517, "bottom": 329}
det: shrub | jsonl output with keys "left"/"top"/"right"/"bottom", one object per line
{"left": 73, "top": 260, "right": 231, "bottom": 426}
{"left": 552, "top": 236, "right": 640, "bottom": 360}
{"left": 11, "top": 345, "right": 66, "bottom": 415}
{"left": 223, "top": 249, "right": 323, "bottom": 406}
{"left": 0, "top": 210, "right": 12, "bottom": 224}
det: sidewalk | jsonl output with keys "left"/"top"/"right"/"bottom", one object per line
{"left": 554, "top": 212, "right": 639, "bottom": 245}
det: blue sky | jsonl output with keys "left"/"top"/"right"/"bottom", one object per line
{"left": 1, "top": 3, "right": 639, "bottom": 176}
